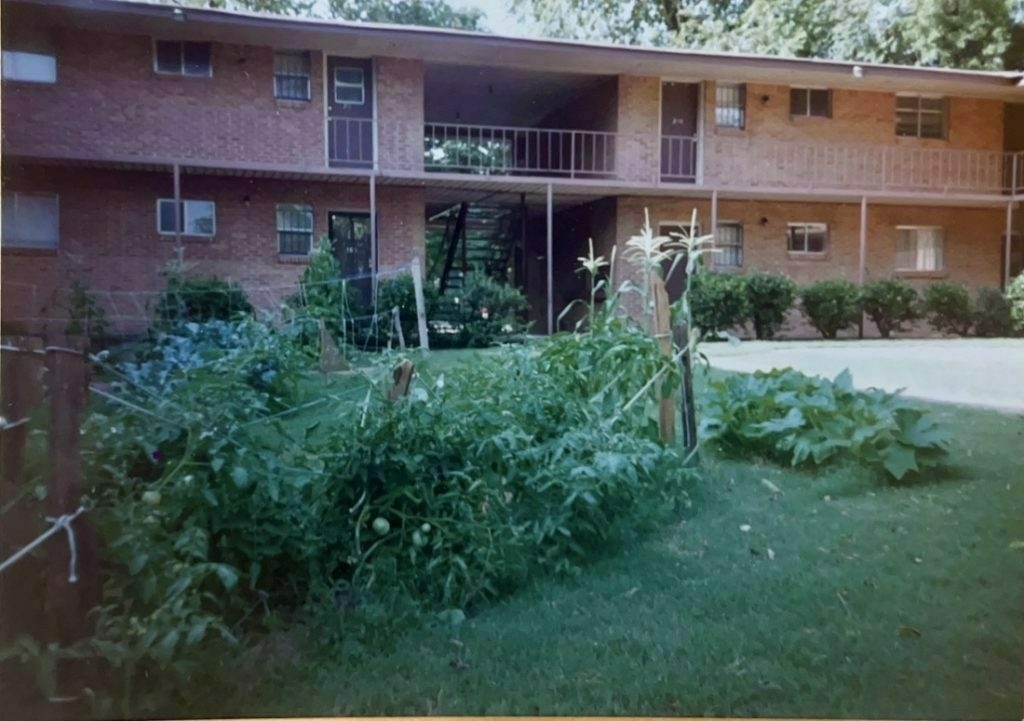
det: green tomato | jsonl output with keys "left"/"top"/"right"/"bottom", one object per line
{"left": 412, "top": 530, "right": 425, "bottom": 547}
{"left": 372, "top": 517, "right": 390, "bottom": 536}
{"left": 142, "top": 491, "right": 161, "bottom": 506}
{"left": 420, "top": 523, "right": 431, "bottom": 534}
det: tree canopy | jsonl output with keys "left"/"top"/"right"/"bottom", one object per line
{"left": 177, "top": 0, "right": 485, "bottom": 30}
{"left": 512, "top": 0, "right": 1024, "bottom": 70}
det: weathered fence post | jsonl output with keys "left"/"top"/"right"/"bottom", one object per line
{"left": 411, "top": 256, "right": 430, "bottom": 351}
{"left": 388, "top": 359, "right": 415, "bottom": 401}
{"left": 44, "top": 336, "right": 98, "bottom": 696}
{"left": 649, "top": 275, "right": 676, "bottom": 445}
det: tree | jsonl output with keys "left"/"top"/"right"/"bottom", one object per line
{"left": 329, "top": 0, "right": 484, "bottom": 30}
{"left": 174, "top": 0, "right": 316, "bottom": 15}
{"left": 513, "top": 0, "right": 1022, "bottom": 70}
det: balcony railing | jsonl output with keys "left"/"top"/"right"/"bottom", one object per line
{"left": 423, "top": 123, "right": 616, "bottom": 178}
{"left": 702, "top": 137, "right": 1017, "bottom": 195}
{"left": 660, "top": 135, "right": 698, "bottom": 183}
{"left": 327, "top": 117, "right": 374, "bottom": 168}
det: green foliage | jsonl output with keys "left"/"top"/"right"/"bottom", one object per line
{"left": 700, "top": 367, "right": 951, "bottom": 482}
{"left": 286, "top": 237, "right": 362, "bottom": 344}
{"left": 1008, "top": 273, "right": 1024, "bottom": 333}
{"left": 799, "top": 279, "right": 861, "bottom": 339}
{"left": 743, "top": 273, "right": 797, "bottom": 339}
{"left": 922, "top": 280, "right": 973, "bottom": 336}
{"left": 453, "top": 273, "right": 529, "bottom": 347}
{"left": 329, "top": 0, "right": 484, "bottom": 29}
{"left": 376, "top": 273, "right": 440, "bottom": 348}
{"left": 65, "top": 279, "right": 110, "bottom": 340}
{"left": 687, "top": 272, "right": 751, "bottom": 339}
{"left": 972, "top": 287, "right": 1015, "bottom": 337}
{"left": 153, "top": 271, "right": 253, "bottom": 329}
{"left": 858, "top": 277, "right": 921, "bottom": 338}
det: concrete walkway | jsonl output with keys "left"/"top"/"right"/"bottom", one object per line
{"left": 701, "top": 338, "right": 1024, "bottom": 412}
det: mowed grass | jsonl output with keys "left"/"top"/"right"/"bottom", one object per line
{"left": 225, "top": 357, "right": 1024, "bottom": 720}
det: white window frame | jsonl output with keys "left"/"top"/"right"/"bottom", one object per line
{"left": 715, "top": 82, "right": 745, "bottom": 129}
{"left": 714, "top": 221, "right": 743, "bottom": 268}
{"left": 334, "top": 66, "right": 365, "bottom": 106}
{"left": 2, "top": 49, "right": 57, "bottom": 83}
{"left": 153, "top": 40, "right": 213, "bottom": 78}
{"left": 896, "top": 225, "right": 945, "bottom": 272}
{"left": 790, "top": 87, "right": 831, "bottom": 118}
{"left": 273, "top": 51, "right": 311, "bottom": 101}
{"left": 2, "top": 192, "right": 60, "bottom": 249}
{"left": 895, "top": 93, "right": 947, "bottom": 139}
{"left": 157, "top": 199, "right": 217, "bottom": 237}
{"left": 276, "top": 203, "right": 314, "bottom": 256}
{"left": 787, "top": 222, "right": 829, "bottom": 255}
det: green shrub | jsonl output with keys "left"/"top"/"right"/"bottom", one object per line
{"left": 799, "top": 279, "right": 861, "bottom": 339}
{"left": 858, "top": 277, "right": 921, "bottom": 338}
{"left": 1004, "top": 273, "right": 1024, "bottom": 333}
{"left": 153, "top": 272, "right": 253, "bottom": 329}
{"left": 376, "top": 273, "right": 440, "bottom": 348}
{"left": 973, "top": 287, "right": 1015, "bottom": 337}
{"left": 743, "top": 273, "right": 796, "bottom": 339}
{"left": 688, "top": 271, "right": 750, "bottom": 339}
{"left": 455, "top": 273, "right": 529, "bottom": 347}
{"left": 286, "top": 237, "right": 364, "bottom": 345}
{"left": 700, "top": 367, "right": 950, "bottom": 482}
{"left": 65, "top": 279, "right": 110, "bottom": 340}
{"left": 923, "top": 281, "right": 972, "bottom": 336}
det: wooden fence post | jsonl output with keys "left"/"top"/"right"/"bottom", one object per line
{"left": 673, "top": 324, "right": 698, "bottom": 457}
{"left": 388, "top": 359, "right": 415, "bottom": 401}
{"left": 649, "top": 275, "right": 675, "bottom": 444}
{"left": 44, "top": 336, "right": 98, "bottom": 696}
{"left": 411, "top": 256, "right": 430, "bottom": 352}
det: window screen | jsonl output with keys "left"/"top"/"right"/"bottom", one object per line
{"left": 274, "top": 51, "right": 311, "bottom": 101}
{"left": 896, "top": 95, "right": 947, "bottom": 139}
{"left": 334, "top": 67, "right": 365, "bottom": 105}
{"left": 715, "top": 83, "right": 745, "bottom": 129}
{"left": 277, "top": 204, "right": 314, "bottom": 255}
{"left": 790, "top": 88, "right": 831, "bottom": 118}
{"left": 157, "top": 199, "right": 216, "bottom": 236}
{"left": 2, "top": 50, "right": 56, "bottom": 83}
{"left": 2, "top": 192, "right": 59, "bottom": 248}
{"left": 715, "top": 223, "right": 743, "bottom": 267}
{"left": 788, "top": 223, "right": 828, "bottom": 253}
{"left": 154, "top": 41, "right": 211, "bottom": 77}
{"left": 896, "top": 227, "right": 944, "bottom": 271}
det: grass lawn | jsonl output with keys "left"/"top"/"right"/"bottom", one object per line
{"left": 217, "top": 355, "right": 1024, "bottom": 719}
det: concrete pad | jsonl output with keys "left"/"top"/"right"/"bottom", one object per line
{"left": 701, "top": 338, "right": 1024, "bottom": 412}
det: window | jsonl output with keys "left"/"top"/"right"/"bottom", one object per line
{"left": 2, "top": 192, "right": 59, "bottom": 249}
{"left": 715, "top": 223, "right": 743, "bottom": 267}
{"left": 715, "top": 83, "right": 745, "bottom": 129}
{"left": 2, "top": 50, "right": 56, "bottom": 83}
{"left": 896, "top": 226, "right": 944, "bottom": 272}
{"left": 157, "top": 199, "right": 216, "bottom": 236}
{"left": 896, "top": 95, "right": 947, "bottom": 139}
{"left": 334, "top": 67, "right": 365, "bottom": 105}
{"left": 277, "top": 204, "right": 314, "bottom": 255}
{"left": 154, "top": 41, "right": 212, "bottom": 77}
{"left": 274, "top": 51, "right": 311, "bottom": 101}
{"left": 790, "top": 87, "right": 831, "bottom": 118}
{"left": 788, "top": 223, "right": 828, "bottom": 254}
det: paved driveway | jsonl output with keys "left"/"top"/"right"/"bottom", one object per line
{"left": 701, "top": 338, "right": 1024, "bottom": 412}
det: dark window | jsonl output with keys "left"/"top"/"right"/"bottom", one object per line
{"left": 715, "top": 83, "right": 745, "bottom": 129}
{"left": 788, "top": 223, "right": 828, "bottom": 254}
{"left": 715, "top": 223, "right": 743, "bottom": 267}
{"left": 154, "top": 40, "right": 211, "bottom": 77}
{"left": 277, "top": 204, "right": 314, "bottom": 255}
{"left": 2, "top": 192, "right": 59, "bottom": 248}
{"left": 896, "top": 95, "right": 947, "bottom": 139}
{"left": 274, "top": 51, "right": 311, "bottom": 101}
{"left": 790, "top": 88, "right": 831, "bottom": 118}
{"left": 334, "top": 67, "right": 365, "bottom": 105}
{"left": 157, "top": 199, "right": 216, "bottom": 236}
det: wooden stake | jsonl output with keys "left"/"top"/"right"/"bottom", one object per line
{"left": 391, "top": 306, "right": 406, "bottom": 350}
{"left": 650, "top": 275, "right": 675, "bottom": 444}
{"left": 673, "top": 324, "right": 698, "bottom": 458}
{"left": 388, "top": 359, "right": 415, "bottom": 401}
{"left": 411, "top": 256, "right": 430, "bottom": 351}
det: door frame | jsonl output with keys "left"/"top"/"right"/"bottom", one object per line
{"left": 658, "top": 77, "right": 705, "bottom": 185}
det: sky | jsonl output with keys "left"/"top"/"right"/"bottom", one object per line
{"left": 452, "top": 0, "right": 529, "bottom": 35}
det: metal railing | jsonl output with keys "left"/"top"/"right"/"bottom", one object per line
{"left": 1009, "top": 151, "right": 1023, "bottom": 196}
{"left": 705, "top": 137, "right": 1015, "bottom": 195}
{"left": 660, "top": 135, "right": 698, "bottom": 182}
{"left": 423, "top": 123, "right": 616, "bottom": 178}
{"left": 327, "top": 117, "right": 374, "bottom": 167}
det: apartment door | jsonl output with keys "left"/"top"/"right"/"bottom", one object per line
{"left": 327, "top": 57, "right": 374, "bottom": 168}
{"left": 330, "top": 211, "right": 374, "bottom": 305}
{"left": 660, "top": 82, "right": 699, "bottom": 182}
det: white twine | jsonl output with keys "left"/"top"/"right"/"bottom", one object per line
{"left": 0, "top": 506, "right": 86, "bottom": 583}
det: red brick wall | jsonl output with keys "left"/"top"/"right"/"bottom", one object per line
{"left": 376, "top": 57, "right": 424, "bottom": 174}
{"left": 1, "top": 166, "right": 425, "bottom": 334}
{"left": 2, "top": 30, "right": 327, "bottom": 167}
{"left": 616, "top": 75, "right": 660, "bottom": 184}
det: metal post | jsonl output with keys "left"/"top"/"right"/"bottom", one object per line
{"left": 519, "top": 192, "right": 527, "bottom": 288}
{"left": 710, "top": 189, "right": 718, "bottom": 244}
{"left": 570, "top": 130, "right": 576, "bottom": 179}
{"left": 1006, "top": 200, "right": 1015, "bottom": 288}
{"left": 546, "top": 183, "right": 554, "bottom": 335}
{"left": 369, "top": 174, "right": 377, "bottom": 298}
{"left": 859, "top": 196, "right": 868, "bottom": 338}
{"left": 173, "top": 163, "right": 182, "bottom": 267}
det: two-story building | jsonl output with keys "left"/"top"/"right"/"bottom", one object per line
{"left": 3, "top": 0, "right": 1022, "bottom": 336}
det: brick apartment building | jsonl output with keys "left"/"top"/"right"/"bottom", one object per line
{"left": 2, "top": 0, "right": 1023, "bottom": 337}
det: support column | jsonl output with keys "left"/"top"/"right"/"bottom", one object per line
{"left": 1007, "top": 201, "right": 1015, "bottom": 288}
{"left": 710, "top": 189, "right": 718, "bottom": 244}
{"left": 173, "top": 163, "right": 183, "bottom": 266}
{"left": 546, "top": 183, "right": 554, "bottom": 335}
{"left": 369, "top": 174, "right": 377, "bottom": 298}
{"left": 858, "top": 196, "right": 868, "bottom": 338}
